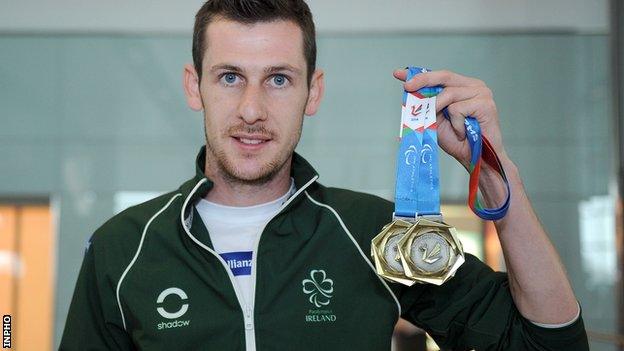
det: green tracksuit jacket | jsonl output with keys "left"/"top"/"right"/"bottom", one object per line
{"left": 60, "top": 146, "right": 589, "bottom": 350}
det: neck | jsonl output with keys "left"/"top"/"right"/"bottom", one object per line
{"left": 203, "top": 156, "right": 293, "bottom": 207}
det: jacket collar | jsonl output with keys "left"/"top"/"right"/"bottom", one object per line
{"left": 178, "top": 145, "right": 319, "bottom": 222}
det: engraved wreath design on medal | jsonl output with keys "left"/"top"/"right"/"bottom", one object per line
{"left": 302, "top": 270, "right": 334, "bottom": 308}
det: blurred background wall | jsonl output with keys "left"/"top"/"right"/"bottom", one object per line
{"left": 0, "top": 0, "right": 619, "bottom": 350}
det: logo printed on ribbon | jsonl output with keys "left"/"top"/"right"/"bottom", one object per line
{"left": 420, "top": 144, "right": 433, "bottom": 164}
{"left": 404, "top": 145, "right": 418, "bottom": 165}
{"left": 411, "top": 104, "right": 423, "bottom": 116}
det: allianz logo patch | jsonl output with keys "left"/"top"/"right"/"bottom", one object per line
{"left": 220, "top": 251, "right": 253, "bottom": 276}
{"left": 156, "top": 287, "right": 191, "bottom": 330}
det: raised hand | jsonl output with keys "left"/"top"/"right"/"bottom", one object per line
{"left": 393, "top": 69, "right": 509, "bottom": 167}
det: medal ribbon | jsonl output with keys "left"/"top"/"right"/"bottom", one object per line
{"left": 394, "top": 67, "right": 510, "bottom": 221}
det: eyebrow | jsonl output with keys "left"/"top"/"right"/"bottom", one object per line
{"left": 209, "top": 63, "right": 302, "bottom": 76}
{"left": 264, "top": 64, "right": 302, "bottom": 76}
{"left": 209, "top": 64, "right": 243, "bottom": 73}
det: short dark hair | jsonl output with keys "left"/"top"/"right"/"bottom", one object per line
{"left": 192, "top": 0, "right": 316, "bottom": 86}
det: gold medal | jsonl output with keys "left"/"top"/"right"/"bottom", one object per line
{"left": 371, "top": 219, "right": 417, "bottom": 286}
{"left": 371, "top": 215, "right": 464, "bottom": 286}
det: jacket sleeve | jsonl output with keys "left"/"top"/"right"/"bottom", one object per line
{"left": 398, "top": 254, "right": 589, "bottom": 351}
{"left": 59, "top": 240, "right": 135, "bottom": 351}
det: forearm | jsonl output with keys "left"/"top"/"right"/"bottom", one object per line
{"left": 477, "top": 155, "right": 579, "bottom": 324}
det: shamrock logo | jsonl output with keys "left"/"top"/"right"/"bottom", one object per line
{"left": 302, "top": 270, "right": 334, "bottom": 308}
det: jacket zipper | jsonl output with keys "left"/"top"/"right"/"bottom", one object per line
{"left": 246, "top": 175, "right": 318, "bottom": 350}
{"left": 182, "top": 175, "right": 318, "bottom": 351}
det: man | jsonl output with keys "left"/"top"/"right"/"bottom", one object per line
{"left": 60, "top": 0, "right": 589, "bottom": 350}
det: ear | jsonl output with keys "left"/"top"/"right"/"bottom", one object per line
{"left": 183, "top": 63, "right": 204, "bottom": 111}
{"left": 304, "top": 68, "right": 325, "bottom": 116}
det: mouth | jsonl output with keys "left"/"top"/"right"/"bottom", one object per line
{"left": 231, "top": 133, "right": 272, "bottom": 150}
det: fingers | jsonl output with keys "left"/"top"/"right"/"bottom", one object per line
{"left": 435, "top": 111, "right": 464, "bottom": 141}
{"left": 392, "top": 67, "right": 497, "bottom": 141}
{"left": 392, "top": 68, "right": 485, "bottom": 91}
{"left": 435, "top": 86, "right": 493, "bottom": 113}
{"left": 444, "top": 98, "right": 497, "bottom": 140}
{"left": 393, "top": 69, "right": 407, "bottom": 82}
{"left": 445, "top": 106, "right": 468, "bottom": 141}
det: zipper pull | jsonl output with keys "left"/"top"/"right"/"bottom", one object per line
{"left": 244, "top": 305, "right": 254, "bottom": 330}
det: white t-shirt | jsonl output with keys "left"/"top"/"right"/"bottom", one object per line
{"left": 194, "top": 179, "right": 296, "bottom": 305}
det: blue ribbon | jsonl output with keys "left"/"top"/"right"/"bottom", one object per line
{"left": 394, "top": 67, "right": 442, "bottom": 218}
{"left": 395, "top": 66, "right": 510, "bottom": 221}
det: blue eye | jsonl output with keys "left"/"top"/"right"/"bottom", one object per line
{"left": 271, "top": 75, "right": 287, "bottom": 87}
{"left": 223, "top": 73, "right": 237, "bottom": 84}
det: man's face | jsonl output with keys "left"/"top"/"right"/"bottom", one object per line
{"left": 189, "top": 18, "right": 322, "bottom": 184}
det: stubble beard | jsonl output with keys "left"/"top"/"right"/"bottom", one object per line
{"left": 203, "top": 121, "right": 302, "bottom": 187}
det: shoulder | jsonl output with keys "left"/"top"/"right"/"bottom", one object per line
{"left": 306, "top": 185, "right": 394, "bottom": 244}
{"left": 87, "top": 190, "right": 183, "bottom": 267}
{"left": 314, "top": 186, "right": 394, "bottom": 213}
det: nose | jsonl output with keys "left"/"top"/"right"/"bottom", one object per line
{"left": 236, "top": 83, "right": 267, "bottom": 124}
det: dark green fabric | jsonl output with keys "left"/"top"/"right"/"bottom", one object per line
{"left": 399, "top": 255, "right": 589, "bottom": 350}
{"left": 60, "top": 145, "right": 589, "bottom": 350}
